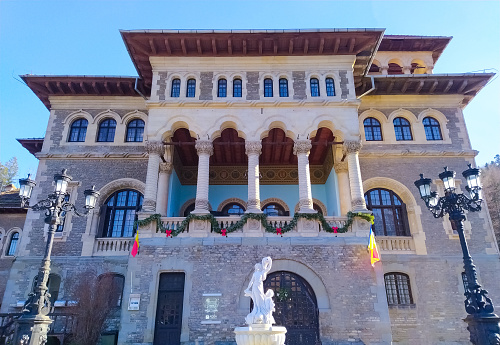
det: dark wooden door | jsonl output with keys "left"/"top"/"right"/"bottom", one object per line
{"left": 154, "top": 273, "right": 185, "bottom": 345}
{"left": 264, "top": 271, "right": 321, "bottom": 345}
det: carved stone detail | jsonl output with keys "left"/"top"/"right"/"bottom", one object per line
{"left": 299, "top": 198, "right": 313, "bottom": 209}
{"left": 351, "top": 197, "right": 367, "bottom": 208}
{"left": 146, "top": 141, "right": 165, "bottom": 155}
{"left": 245, "top": 141, "right": 262, "bottom": 156}
{"left": 142, "top": 199, "right": 156, "bottom": 212}
{"left": 342, "top": 140, "right": 362, "bottom": 154}
{"left": 195, "top": 140, "right": 214, "bottom": 156}
{"left": 294, "top": 198, "right": 326, "bottom": 214}
{"left": 293, "top": 140, "right": 312, "bottom": 155}
{"left": 247, "top": 219, "right": 261, "bottom": 230}
{"left": 195, "top": 198, "right": 209, "bottom": 210}
{"left": 334, "top": 161, "right": 348, "bottom": 173}
{"left": 247, "top": 198, "right": 261, "bottom": 210}
{"left": 179, "top": 198, "right": 212, "bottom": 216}
{"left": 159, "top": 162, "right": 173, "bottom": 174}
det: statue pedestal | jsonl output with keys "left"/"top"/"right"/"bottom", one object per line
{"left": 234, "top": 324, "right": 286, "bottom": 345}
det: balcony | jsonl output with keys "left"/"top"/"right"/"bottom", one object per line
{"left": 377, "top": 236, "right": 415, "bottom": 254}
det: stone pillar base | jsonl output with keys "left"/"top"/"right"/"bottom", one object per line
{"left": 464, "top": 313, "right": 500, "bottom": 345}
{"left": 243, "top": 218, "right": 264, "bottom": 237}
{"left": 234, "top": 324, "right": 287, "bottom": 345}
{"left": 189, "top": 219, "right": 211, "bottom": 237}
{"left": 351, "top": 218, "right": 372, "bottom": 237}
{"left": 297, "top": 218, "right": 320, "bottom": 237}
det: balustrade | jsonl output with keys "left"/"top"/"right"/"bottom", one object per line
{"left": 377, "top": 236, "right": 415, "bottom": 253}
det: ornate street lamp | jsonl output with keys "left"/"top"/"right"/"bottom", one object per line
{"left": 414, "top": 165, "right": 500, "bottom": 344}
{"left": 15, "top": 169, "right": 99, "bottom": 345}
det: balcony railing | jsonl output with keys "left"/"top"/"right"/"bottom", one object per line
{"left": 377, "top": 236, "right": 415, "bottom": 253}
{"left": 94, "top": 237, "right": 134, "bottom": 255}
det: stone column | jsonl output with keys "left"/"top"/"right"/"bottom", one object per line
{"left": 193, "top": 140, "right": 213, "bottom": 214}
{"left": 343, "top": 140, "right": 368, "bottom": 212}
{"left": 403, "top": 66, "right": 412, "bottom": 74}
{"left": 245, "top": 141, "right": 262, "bottom": 213}
{"left": 143, "top": 141, "right": 164, "bottom": 212}
{"left": 156, "top": 162, "right": 173, "bottom": 216}
{"left": 294, "top": 139, "right": 315, "bottom": 213}
{"left": 334, "top": 161, "right": 351, "bottom": 216}
{"left": 381, "top": 66, "right": 389, "bottom": 75}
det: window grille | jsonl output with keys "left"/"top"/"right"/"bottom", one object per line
{"left": 363, "top": 117, "right": 383, "bottom": 141}
{"left": 186, "top": 79, "right": 196, "bottom": 97}
{"left": 325, "top": 78, "right": 335, "bottom": 96}
{"left": 310, "top": 78, "right": 320, "bottom": 97}
{"left": 69, "top": 119, "right": 88, "bottom": 142}
{"left": 264, "top": 78, "right": 273, "bottom": 97}
{"left": 233, "top": 78, "right": 242, "bottom": 97}
{"left": 279, "top": 78, "right": 288, "bottom": 97}
{"left": 393, "top": 117, "right": 413, "bottom": 141}
{"left": 171, "top": 79, "right": 180, "bottom": 97}
{"left": 423, "top": 117, "right": 443, "bottom": 140}
{"left": 218, "top": 79, "right": 227, "bottom": 97}
{"left": 126, "top": 119, "right": 145, "bottom": 142}
{"left": 97, "top": 119, "right": 117, "bottom": 142}
{"left": 384, "top": 273, "right": 413, "bottom": 305}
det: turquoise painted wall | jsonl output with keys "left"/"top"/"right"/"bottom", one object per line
{"left": 167, "top": 169, "right": 340, "bottom": 216}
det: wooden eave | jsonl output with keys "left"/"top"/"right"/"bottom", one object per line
{"left": 21, "top": 75, "right": 151, "bottom": 109}
{"left": 378, "top": 35, "right": 452, "bottom": 63}
{"left": 355, "top": 73, "right": 494, "bottom": 106}
{"left": 120, "top": 29, "right": 385, "bottom": 87}
{"left": 17, "top": 138, "right": 44, "bottom": 157}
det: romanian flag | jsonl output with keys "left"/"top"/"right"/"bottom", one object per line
{"left": 368, "top": 226, "right": 380, "bottom": 267}
{"left": 131, "top": 230, "right": 139, "bottom": 257}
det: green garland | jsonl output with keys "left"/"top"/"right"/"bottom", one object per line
{"left": 135, "top": 211, "right": 374, "bottom": 237}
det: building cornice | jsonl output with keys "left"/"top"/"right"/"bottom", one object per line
{"left": 49, "top": 96, "right": 148, "bottom": 109}
{"left": 359, "top": 149, "right": 478, "bottom": 158}
{"left": 146, "top": 99, "right": 361, "bottom": 109}
{"left": 35, "top": 152, "right": 148, "bottom": 159}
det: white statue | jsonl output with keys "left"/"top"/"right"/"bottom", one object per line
{"left": 244, "top": 256, "right": 275, "bottom": 325}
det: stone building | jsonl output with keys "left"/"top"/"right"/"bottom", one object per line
{"left": 2, "top": 29, "right": 499, "bottom": 345}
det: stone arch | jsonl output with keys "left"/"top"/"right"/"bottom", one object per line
{"left": 388, "top": 108, "right": 418, "bottom": 124}
{"left": 158, "top": 119, "right": 199, "bottom": 142}
{"left": 359, "top": 109, "right": 388, "bottom": 124}
{"left": 294, "top": 199, "right": 327, "bottom": 214}
{"left": 257, "top": 118, "right": 296, "bottom": 141}
{"left": 260, "top": 198, "right": 289, "bottom": 212}
{"left": 363, "top": 177, "right": 426, "bottom": 254}
{"left": 95, "top": 178, "right": 146, "bottom": 210}
{"left": 217, "top": 198, "right": 247, "bottom": 212}
{"left": 179, "top": 198, "right": 212, "bottom": 216}
{"left": 93, "top": 110, "right": 121, "bottom": 125}
{"left": 410, "top": 59, "right": 427, "bottom": 74}
{"left": 237, "top": 259, "right": 331, "bottom": 313}
{"left": 304, "top": 117, "right": 346, "bottom": 142}
{"left": 122, "top": 110, "right": 148, "bottom": 125}
{"left": 62, "top": 110, "right": 93, "bottom": 125}
{"left": 417, "top": 108, "right": 451, "bottom": 142}
{"left": 208, "top": 118, "right": 247, "bottom": 140}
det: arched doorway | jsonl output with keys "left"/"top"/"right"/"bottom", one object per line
{"left": 264, "top": 271, "right": 321, "bottom": 345}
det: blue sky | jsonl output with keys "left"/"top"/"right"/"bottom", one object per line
{"left": 1, "top": 0, "right": 499, "bottom": 182}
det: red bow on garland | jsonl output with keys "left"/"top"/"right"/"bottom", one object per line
{"left": 332, "top": 226, "right": 338, "bottom": 233}
{"left": 276, "top": 228, "right": 282, "bottom": 236}
{"left": 166, "top": 230, "right": 172, "bottom": 237}
{"left": 221, "top": 229, "right": 227, "bottom": 237}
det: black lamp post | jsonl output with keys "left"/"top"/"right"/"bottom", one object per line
{"left": 15, "top": 169, "right": 99, "bottom": 345}
{"left": 414, "top": 165, "right": 500, "bottom": 345}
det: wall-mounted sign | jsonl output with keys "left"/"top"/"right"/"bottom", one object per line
{"left": 128, "top": 294, "right": 141, "bottom": 311}
{"left": 202, "top": 293, "right": 222, "bottom": 323}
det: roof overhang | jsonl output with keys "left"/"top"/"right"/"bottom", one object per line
{"left": 21, "top": 75, "right": 150, "bottom": 109}
{"left": 355, "top": 73, "right": 494, "bottom": 107}
{"left": 17, "top": 138, "right": 44, "bottom": 157}
{"left": 378, "top": 35, "right": 452, "bottom": 63}
{"left": 120, "top": 29, "right": 386, "bottom": 88}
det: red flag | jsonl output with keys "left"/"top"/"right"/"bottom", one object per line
{"left": 131, "top": 231, "right": 139, "bottom": 257}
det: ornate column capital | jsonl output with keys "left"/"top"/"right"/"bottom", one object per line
{"left": 245, "top": 141, "right": 262, "bottom": 156}
{"left": 293, "top": 139, "right": 312, "bottom": 155}
{"left": 159, "top": 162, "right": 173, "bottom": 174}
{"left": 334, "top": 161, "right": 348, "bottom": 173}
{"left": 195, "top": 140, "right": 214, "bottom": 156}
{"left": 146, "top": 141, "right": 164, "bottom": 155}
{"left": 342, "top": 140, "right": 362, "bottom": 155}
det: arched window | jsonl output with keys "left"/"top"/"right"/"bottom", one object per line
{"left": 384, "top": 273, "right": 413, "bottom": 305}
{"left": 221, "top": 203, "right": 245, "bottom": 216}
{"left": 6, "top": 232, "right": 19, "bottom": 256}
{"left": 388, "top": 63, "right": 403, "bottom": 74}
{"left": 186, "top": 79, "right": 196, "bottom": 97}
{"left": 423, "top": 117, "right": 442, "bottom": 140}
{"left": 264, "top": 78, "right": 273, "bottom": 97}
{"left": 171, "top": 78, "right": 181, "bottom": 97}
{"left": 183, "top": 203, "right": 195, "bottom": 217}
{"left": 310, "top": 78, "right": 320, "bottom": 97}
{"left": 126, "top": 119, "right": 145, "bottom": 142}
{"left": 68, "top": 119, "right": 88, "bottom": 142}
{"left": 325, "top": 78, "right": 335, "bottom": 96}
{"left": 279, "top": 78, "right": 288, "bottom": 97}
{"left": 364, "top": 189, "right": 410, "bottom": 236}
{"left": 262, "top": 203, "right": 287, "bottom": 217}
{"left": 393, "top": 117, "right": 413, "bottom": 141}
{"left": 218, "top": 79, "right": 227, "bottom": 97}
{"left": 233, "top": 78, "right": 242, "bottom": 97}
{"left": 97, "top": 119, "right": 116, "bottom": 142}
{"left": 101, "top": 190, "right": 143, "bottom": 237}
{"left": 98, "top": 273, "right": 125, "bottom": 307}
{"left": 363, "top": 117, "right": 383, "bottom": 141}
